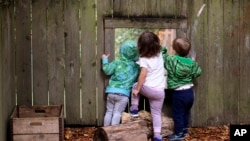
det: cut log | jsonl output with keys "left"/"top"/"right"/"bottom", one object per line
{"left": 93, "top": 110, "right": 174, "bottom": 141}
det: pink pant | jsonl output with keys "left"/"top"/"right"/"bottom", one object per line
{"left": 131, "top": 83, "right": 165, "bottom": 133}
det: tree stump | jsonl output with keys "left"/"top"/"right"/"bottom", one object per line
{"left": 93, "top": 110, "right": 174, "bottom": 141}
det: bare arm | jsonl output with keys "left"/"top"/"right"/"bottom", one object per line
{"left": 132, "top": 67, "right": 147, "bottom": 96}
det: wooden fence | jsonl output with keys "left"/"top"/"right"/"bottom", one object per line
{"left": 1, "top": 0, "right": 250, "bottom": 140}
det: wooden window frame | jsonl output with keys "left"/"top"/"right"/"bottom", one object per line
{"left": 104, "top": 17, "right": 187, "bottom": 59}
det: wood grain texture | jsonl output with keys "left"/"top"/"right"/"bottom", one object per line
{"left": 96, "top": 0, "right": 112, "bottom": 126}
{"left": 80, "top": 0, "right": 97, "bottom": 125}
{"left": 11, "top": 105, "right": 64, "bottom": 141}
{"left": 32, "top": 0, "right": 49, "bottom": 105}
{"left": 15, "top": 0, "right": 32, "bottom": 105}
{"left": 64, "top": 0, "right": 81, "bottom": 124}
{"left": 223, "top": 0, "right": 240, "bottom": 124}
{"left": 239, "top": 0, "right": 250, "bottom": 124}
{"left": 206, "top": 0, "right": 224, "bottom": 126}
{"left": 47, "top": 0, "right": 64, "bottom": 105}
{"left": 188, "top": 0, "right": 209, "bottom": 126}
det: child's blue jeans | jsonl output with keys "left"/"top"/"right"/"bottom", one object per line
{"left": 172, "top": 88, "right": 194, "bottom": 134}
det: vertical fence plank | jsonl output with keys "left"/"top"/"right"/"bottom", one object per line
{"left": 113, "top": 0, "right": 121, "bottom": 16}
{"left": 130, "top": 0, "right": 145, "bottom": 17}
{"left": 192, "top": 0, "right": 209, "bottom": 127}
{"left": 145, "top": 0, "right": 161, "bottom": 16}
{"left": 15, "top": 0, "right": 32, "bottom": 105}
{"left": 160, "top": 0, "right": 176, "bottom": 17}
{"left": 64, "top": 0, "right": 81, "bottom": 124}
{"left": 160, "top": 0, "right": 187, "bottom": 17}
{"left": 104, "top": 29, "right": 115, "bottom": 58}
{"left": 80, "top": 0, "right": 97, "bottom": 125}
{"left": 96, "top": 0, "right": 113, "bottom": 126}
{"left": 47, "top": 0, "right": 64, "bottom": 105}
{"left": 104, "top": 28, "right": 114, "bottom": 101}
{"left": 239, "top": 0, "right": 250, "bottom": 124}
{"left": 207, "top": 0, "right": 224, "bottom": 125}
{"left": 32, "top": 0, "right": 49, "bottom": 105}
{"left": 188, "top": 0, "right": 209, "bottom": 126}
{"left": 175, "top": 0, "right": 188, "bottom": 17}
{"left": 113, "top": 0, "right": 129, "bottom": 17}
{"left": 1, "top": 3, "right": 16, "bottom": 141}
{"left": 223, "top": 0, "right": 240, "bottom": 124}
{"left": 0, "top": 5, "right": 3, "bottom": 139}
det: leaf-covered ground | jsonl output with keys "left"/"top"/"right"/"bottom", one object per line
{"left": 64, "top": 125, "right": 230, "bottom": 141}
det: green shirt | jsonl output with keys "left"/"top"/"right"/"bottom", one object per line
{"left": 162, "top": 47, "right": 202, "bottom": 89}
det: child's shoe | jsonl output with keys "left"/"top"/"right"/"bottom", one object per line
{"left": 183, "top": 128, "right": 188, "bottom": 136}
{"left": 153, "top": 136, "right": 163, "bottom": 141}
{"left": 167, "top": 132, "right": 185, "bottom": 141}
{"left": 130, "top": 107, "right": 139, "bottom": 117}
{"left": 153, "top": 134, "right": 163, "bottom": 141}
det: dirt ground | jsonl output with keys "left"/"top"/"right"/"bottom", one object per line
{"left": 64, "top": 125, "right": 230, "bottom": 141}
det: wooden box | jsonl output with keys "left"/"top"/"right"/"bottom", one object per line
{"left": 10, "top": 105, "right": 64, "bottom": 141}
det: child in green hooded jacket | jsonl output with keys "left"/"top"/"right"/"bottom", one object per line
{"left": 162, "top": 37, "right": 202, "bottom": 141}
{"left": 102, "top": 40, "right": 139, "bottom": 126}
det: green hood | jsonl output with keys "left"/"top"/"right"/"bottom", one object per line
{"left": 119, "top": 40, "right": 138, "bottom": 61}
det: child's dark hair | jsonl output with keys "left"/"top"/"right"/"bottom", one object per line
{"left": 137, "top": 31, "right": 161, "bottom": 58}
{"left": 173, "top": 37, "right": 191, "bottom": 57}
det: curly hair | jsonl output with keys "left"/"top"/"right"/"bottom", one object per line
{"left": 137, "top": 31, "right": 161, "bottom": 58}
{"left": 172, "top": 37, "right": 191, "bottom": 57}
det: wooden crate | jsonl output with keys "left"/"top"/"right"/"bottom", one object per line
{"left": 10, "top": 105, "right": 64, "bottom": 141}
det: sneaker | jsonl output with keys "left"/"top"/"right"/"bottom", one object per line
{"left": 130, "top": 107, "right": 139, "bottom": 117}
{"left": 153, "top": 137, "right": 163, "bottom": 141}
{"left": 183, "top": 128, "right": 188, "bottom": 136}
{"left": 167, "top": 133, "right": 185, "bottom": 141}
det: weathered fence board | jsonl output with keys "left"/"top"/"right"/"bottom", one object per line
{"left": 64, "top": 0, "right": 81, "bottom": 124}
{"left": 239, "top": 0, "right": 250, "bottom": 124}
{"left": 189, "top": 0, "right": 209, "bottom": 126}
{"left": 47, "top": 0, "right": 64, "bottom": 105}
{"left": 96, "top": 0, "right": 112, "bottom": 126}
{"left": 145, "top": 0, "right": 161, "bottom": 16}
{"left": 113, "top": 0, "right": 129, "bottom": 16}
{"left": 104, "top": 28, "right": 115, "bottom": 91}
{"left": 223, "top": 0, "right": 240, "bottom": 124}
{"left": 32, "top": 0, "right": 49, "bottom": 105}
{"left": 2, "top": 1, "right": 16, "bottom": 121}
{"left": 160, "top": 0, "right": 187, "bottom": 17}
{"left": 104, "top": 18, "right": 187, "bottom": 29}
{"left": 0, "top": 6, "right": 2, "bottom": 140}
{"left": 15, "top": 0, "right": 32, "bottom": 105}
{"left": 15, "top": 4, "right": 28, "bottom": 105}
{"left": 80, "top": 0, "right": 97, "bottom": 125}
{"left": 0, "top": 3, "right": 16, "bottom": 141}
{"left": 207, "top": 0, "right": 224, "bottom": 125}
{"left": 100, "top": 0, "right": 113, "bottom": 16}
{"left": 130, "top": 0, "right": 145, "bottom": 17}
{"left": 200, "top": 0, "right": 209, "bottom": 126}
{"left": 104, "top": 29, "right": 115, "bottom": 59}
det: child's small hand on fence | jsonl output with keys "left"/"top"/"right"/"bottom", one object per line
{"left": 189, "top": 50, "right": 196, "bottom": 61}
{"left": 102, "top": 54, "right": 110, "bottom": 58}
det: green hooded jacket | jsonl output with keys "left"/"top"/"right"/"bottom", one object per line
{"left": 102, "top": 40, "right": 139, "bottom": 97}
{"left": 162, "top": 47, "right": 202, "bottom": 89}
